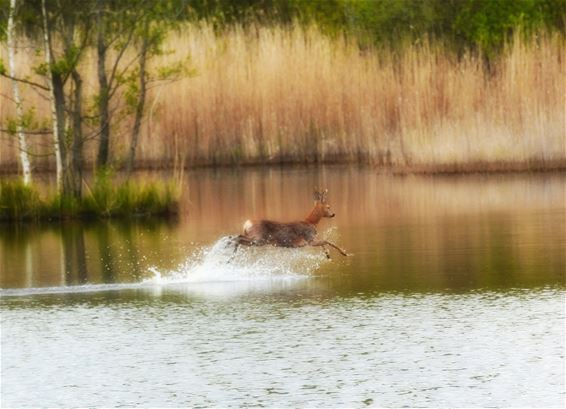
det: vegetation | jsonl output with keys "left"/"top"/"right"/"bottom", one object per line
{"left": 4, "top": 22, "right": 563, "bottom": 173}
{"left": 0, "top": 0, "right": 188, "bottom": 194}
{"left": 151, "top": 25, "right": 564, "bottom": 171}
{"left": 185, "top": 0, "right": 566, "bottom": 56}
{"left": 0, "top": 0, "right": 186, "bottom": 220}
{"left": 0, "top": 0, "right": 565, "bottom": 196}
{"left": 0, "top": 172, "right": 179, "bottom": 221}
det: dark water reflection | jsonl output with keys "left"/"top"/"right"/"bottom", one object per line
{"left": 1, "top": 218, "right": 180, "bottom": 290}
{"left": 1, "top": 167, "right": 564, "bottom": 295}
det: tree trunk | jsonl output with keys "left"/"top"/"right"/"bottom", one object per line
{"left": 71, "top": 70, "right": 84, "bottom": 198}
{"left": 7, "top": 0, "right": 32, "bottom": 185}
{"left": 52, "top": 71, "right": 72, "bottom": 196}
{"left": 41, "top": 0, "right": 65, "bottom": 190}
{"left": 126, "top": 21, "right": 149, "bottom": 177}
{"left": 96, "top": 0, "right": 111, "bottom": 168}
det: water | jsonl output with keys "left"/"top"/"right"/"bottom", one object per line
{"left": 1, "top": 167, "right": 565, "bottom": 407}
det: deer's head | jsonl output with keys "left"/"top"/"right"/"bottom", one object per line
{"left": 313, "top": 188, "right": 335, "bottom": 218}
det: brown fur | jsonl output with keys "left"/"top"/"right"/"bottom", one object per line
{"left": 233, "top": 189, "right": 347, "bottom": 258}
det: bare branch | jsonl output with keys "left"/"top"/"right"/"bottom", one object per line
{"left": 107, "top": 51, "right": 144, "bottom": 100}
{"left": 0, "top": 73, "right": 50, "bottom": 91}
{"left": 0, "top": 93, "right": 17, "bottom": 104}
{"left": 30, "top": 86, "right": 51, "bottom": 102}
{"left": 0, "top": 128, "right": 53, "bottom": 135}
{"left": 107, "top": 28, "right": 135, "bottom": 89}
{"left": 146, "top": 76, "right": 185, "bottom": 91}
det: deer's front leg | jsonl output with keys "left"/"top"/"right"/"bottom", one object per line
{"left": 310, "top": 240, "right": 347, "bottom": 258}
{"left": 292, "top": 238, "right": 309, "bottom": 247}
{"left": 291, "top": 237, "right": 329, "bottom": 256}
{"left": 309, "top": 240, "right": 330, "bottom": 258}
{"left": 326, "top": 240, "right": 348, "bottom": 257}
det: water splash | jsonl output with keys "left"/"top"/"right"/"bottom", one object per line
{"left": 1, "top": 235, "right": 329, "bottom": 298}
{"left": 144, "top": 236, "right": 326, "bottom": 286}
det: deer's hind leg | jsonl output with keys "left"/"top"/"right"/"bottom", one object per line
{"left": 233, "top": 235, "right": 253, "bottom": 254}
{"left": 232, "top": 235, "right": 268, "bottom": 254}
{"left": 227, "top": 235, "right": 251, "bottom": 263}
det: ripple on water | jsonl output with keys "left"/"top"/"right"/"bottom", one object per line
{"left": 1, "top": 288, "right": 564, "bottom": 407}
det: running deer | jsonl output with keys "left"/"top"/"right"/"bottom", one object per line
{"left": 232, "top": 189, "right": 348, "bottom": 258}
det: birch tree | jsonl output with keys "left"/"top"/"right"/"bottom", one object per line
{"left": 6, "top": 0, "right": 31, "bottom": 184}
{"left": 2, "top": 0, "right": 190, "bottom": 188}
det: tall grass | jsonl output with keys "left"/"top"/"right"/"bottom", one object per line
{"left": 0, "top": 174, "right": 180, "bottom": 222}
{"left": 1, "top": 23, "right": 564, "bottom": 172}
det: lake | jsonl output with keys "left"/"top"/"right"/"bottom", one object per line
{"left": 1, "top": 166, "right": 565, "bottom": 407}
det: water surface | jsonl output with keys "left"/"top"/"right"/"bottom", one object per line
{"left": 1, "top": 167, "right": 565, "bottom": 407}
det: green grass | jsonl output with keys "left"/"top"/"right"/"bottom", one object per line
{"left": 0, "top": 173, "right": 180, "bottom": 222}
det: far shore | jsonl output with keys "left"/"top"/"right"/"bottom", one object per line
{"left": 1, "top": 158, "right": 566, "bottom": 178}
{"left": 2, "top": 25, "right": 563, "bottom": 181}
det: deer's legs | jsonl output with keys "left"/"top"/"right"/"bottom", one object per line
{"left": 325, "top": 240, "right": 348, "bottom": 257}
{"left": 304, "top": 239, "right": 330, "bottom": 258}
{"left": 310, "top": 240, "right": 348, "bottom": 257}
{"left": 309, "top": 240, "right": 330, "bottom": 258}
{"left": 228, "top": 236, "right": 251, "bottom": 263}
{"left": 232, "top": 235, "right": 268, "bottom": 255}
{"left": 233, "top": 235, "right": 254, "bottom": 254}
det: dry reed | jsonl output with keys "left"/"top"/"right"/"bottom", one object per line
{"left": 1, "top": 23, "right": 564, "bottom": 173}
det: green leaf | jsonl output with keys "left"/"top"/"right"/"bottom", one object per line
{"left": 34, "top": 63, "right": 49, "bottom": 76}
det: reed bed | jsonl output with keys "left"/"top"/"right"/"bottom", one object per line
{"left": 1, "top": 23, "right": 564, "bottom": 173}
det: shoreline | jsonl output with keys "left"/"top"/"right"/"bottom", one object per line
{"left": 2, "top": 158, "right": 565, "bottom": 178}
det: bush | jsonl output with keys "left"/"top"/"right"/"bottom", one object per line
{"left": 0, "top": 174, "right": 180, "bottom": 222}
{"left": 0, "top": 180, "right": 43, "bottom": 220}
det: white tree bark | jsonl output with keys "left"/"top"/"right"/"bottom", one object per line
{"left": 41, "top": 0, "right": 63, "bottom": 189}
{"left": 7, "top": 0, "right": 31, "bottom": 185}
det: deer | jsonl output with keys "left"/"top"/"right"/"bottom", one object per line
{"left": 232, "top": 189, "right": 348, "bottom": 259}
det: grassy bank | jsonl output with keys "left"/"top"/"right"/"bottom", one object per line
{"left": 0, "top": 174, "right": 180, "bottom": 222}
{"left": 1, "top": 23, "right": 564, "bottom": 173}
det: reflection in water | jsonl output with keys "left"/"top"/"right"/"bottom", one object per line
{"left": 0, "top": 218, "right": 180, "bottom": 289}
{"left": 96, "top": 221, "right": 115, "bottom": 284}
{"left": 1, "top": 167, "right": 565, "bottom": 408}
{"left": 62, "top": 223, "right": 88, "bottom": 285}
{"left": 0, "top": 167, "right": 565, "bottom": 295}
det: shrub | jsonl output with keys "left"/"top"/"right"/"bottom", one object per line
{"left": 0, "top": 173, "right": 180, "bottom": 222}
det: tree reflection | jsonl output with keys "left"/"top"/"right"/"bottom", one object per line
{"left": 61, "top": 223, "right": 88, "bottom": 285}
{"left": 0, "top": 218, "right": 178, "bottom": 289}
{"left": 1, "top": 169, "right": 564, "bottom": 294}
{"left": 95, "top": 221, "right": 116, "bottom": 284}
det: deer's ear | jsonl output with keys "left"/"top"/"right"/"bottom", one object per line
{"left": 313, "top": 189, "right": 321, "bottom": 202}
{"left": 321, "top": 189, "right": 328, "bottom": 203}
